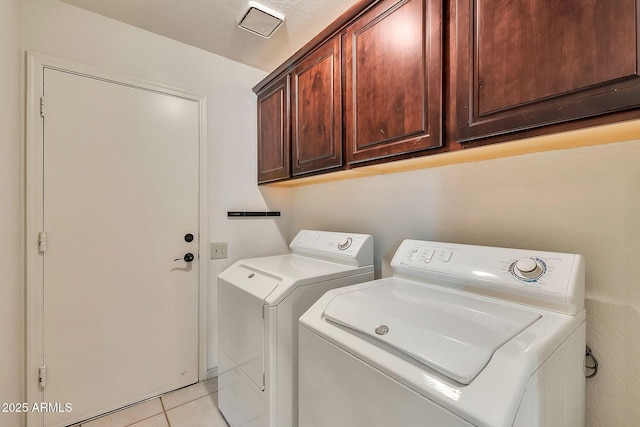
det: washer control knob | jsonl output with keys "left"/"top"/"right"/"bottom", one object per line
{"left": 516, "top": 258, "right": 537, "bottom": 272}
{"left": 337, "top": 237, "right": 352, "bottom": 250}
{"left": 514, "top": 257, "right": 543, "bottom": 279}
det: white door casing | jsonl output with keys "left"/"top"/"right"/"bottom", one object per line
{"left": 25, "top": 53, "right": 208, "bottom": 427}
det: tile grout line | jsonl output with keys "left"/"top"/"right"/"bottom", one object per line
{"left": 78, "top": 397, "right": 163, "bottom": 427}
{"left": 159, "top": 395, "right": 172, "bottom": 427}
{"left": 122, "top": 398, "right": 166, "bottom": 427}
{"left": 163, "top": 380, "right": 218, "bottom": 411}
{"left": 79, "top": 379, "right": 218, "bottom": 427}
{"left": 162, "top": 389, "right": 220, "bottom": 427}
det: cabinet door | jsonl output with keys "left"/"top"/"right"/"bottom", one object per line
{"left": 291, "top": 37, "right": 343, "bottom": 176}
{"left": 456, "top": 0, "right": 640, "bottom": 142}
{"left": 343, "top": 0, "right": 443, "bottom": 165}
{"left": 257, "top": 75, "right": 290, "bottom": 183}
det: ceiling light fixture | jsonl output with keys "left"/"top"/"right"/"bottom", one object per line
{"left": 238, "top": 1, "right": 285, "bottom": 38}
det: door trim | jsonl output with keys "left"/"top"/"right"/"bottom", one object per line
{"left": 25, "top": 52, "right": 208, "bottom": 427}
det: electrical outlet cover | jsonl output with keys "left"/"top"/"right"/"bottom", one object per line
{"left": 210, "top": 242, "right": 228, "bottom": 259}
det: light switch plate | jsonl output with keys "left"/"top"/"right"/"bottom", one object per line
{"left": 210, "top": 242, "right": 228, "bottom": 259}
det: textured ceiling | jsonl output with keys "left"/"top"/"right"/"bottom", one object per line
{"left": 59, "top": 0, "right": 361, "bottom": 72}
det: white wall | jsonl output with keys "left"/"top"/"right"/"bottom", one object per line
{"left": 289, "top": 138, "right": 640, "bottom": 426}
{"left": 21, "top": 0, "right": 291, "bottom": 381}
{"left": 0, "top": 0, "right": 24, "bottom": 426}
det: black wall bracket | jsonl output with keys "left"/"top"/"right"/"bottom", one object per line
{"left": 228, "top": 211, "right": 281, "bottom": 218}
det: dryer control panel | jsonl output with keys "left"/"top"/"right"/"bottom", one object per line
{"left": 391, "top": 240, "right": 584, "bottom": 315}
{"left": 290, "top": 230, "right": 374, "bottom": 267}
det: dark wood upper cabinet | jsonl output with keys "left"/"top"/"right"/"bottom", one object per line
{"left": 257, "top": 75, "right": 290, "bottom": 184}
{"left": 343, "top": 0, "right": 443, "bottom": 165}
{"left": 291, "top": 37, "right": 343, "bottom": 175}
{"left": 455, "top": 0, "right": 640, "bottom": 142}
{"left": 254, "top": 0, "right": 640, "bottom": 184}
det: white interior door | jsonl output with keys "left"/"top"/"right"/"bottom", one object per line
{"left": 40, "top": 67, "right": 201, "bottom": 426}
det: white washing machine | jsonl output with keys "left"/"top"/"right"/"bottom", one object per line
{"left": 218, "top": 230, "right": 374, "bottom": 427}
{"left": 299, "top": 239, "right": 586, "bottom": 427}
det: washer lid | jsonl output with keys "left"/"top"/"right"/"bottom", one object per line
{"left": 323, "top": 279, "right": 541, "bottom": 384}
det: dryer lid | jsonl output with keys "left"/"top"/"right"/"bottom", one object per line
{"left": 219, "top": 263, "right": 280, "bottom": 301}
{"left": 323, "top": 279, "right": 541, "bottom": 384}
{"left": 221, "top": 254, "right": 372, "bottom": 306}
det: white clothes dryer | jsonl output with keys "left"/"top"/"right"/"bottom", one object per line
{"left": 218, "top": 230, "right": 374, "bottom": 427}
{"left": 299, "top": 239, "right": 586, "bottom": 427}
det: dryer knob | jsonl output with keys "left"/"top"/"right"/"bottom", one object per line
{"left": 337, "top": 237, "right": 352, "bottom": 250}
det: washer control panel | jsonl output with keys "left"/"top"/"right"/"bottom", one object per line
{"left": 391, "top": 239, "right": 584, "bottom": 314}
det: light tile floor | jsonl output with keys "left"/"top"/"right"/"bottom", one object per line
{"left": 74, "top": 378, "right": 228, "bottom": 427}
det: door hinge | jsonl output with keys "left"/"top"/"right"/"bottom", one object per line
{"left": 39, "top": 365, "right": 47, "bottom": 389}
{"left": 40, "top": 96, "right": 46, "bottom": 117}
{"left": 38, "top": 231, "right": 48, "bottom": 253}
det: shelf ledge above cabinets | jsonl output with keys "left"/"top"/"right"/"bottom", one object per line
{"left": 263, "top": 118, "right": 640, "bottom": 188}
